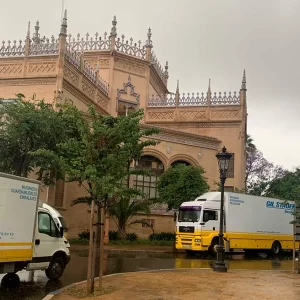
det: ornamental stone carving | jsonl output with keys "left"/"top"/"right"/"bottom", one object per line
{"left": 28, "top": 62, "right": 56, "bottom": 74}
{"left": 147, "top": 111, "right": 174, "bottom": 120}
{"left": 178, "top": 111, "right": 206, "bottom": 120}
{"left": 115, "top": 59, "right": 146, "bottom": 77}
{"left": 210, "top": 110, "right": 240, "bottom": 119}
{"left": 0, "top": 64, "right": 23, "bottom": 76}
{"left": 64, "top": 67, "right": 80, "bottom": 86}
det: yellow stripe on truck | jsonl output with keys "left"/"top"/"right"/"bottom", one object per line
{"left": 0, "top": 249, "right": 33, "bottom": 263}
{"left": 0, "top": 242, "right": 33, "bottom": 247}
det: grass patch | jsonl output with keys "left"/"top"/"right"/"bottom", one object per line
{"left": 64, "top": 285, "right": 116, "bottom": 298}
{"left": 69, "top": 238, "right": 174, "bottom": 247}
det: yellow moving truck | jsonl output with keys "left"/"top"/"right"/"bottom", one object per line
{"left": 175, "top": 192, "right": 299, "bottom": 255}
{"left": 0, "top": 173, "right": 70, "bottom": 287}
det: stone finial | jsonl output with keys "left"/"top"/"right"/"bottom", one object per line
{"left": 26, "top": 21, "right": 31, "bottom": 39}
{"left": 208, "top": 78, "right": 211, "bottom": 93}
{"left": 176, "top": 80, "right": 179, "bottom": 93}
{"left": 241, "top": 69, "right": 247, "bottom": 90}
{"left": 32, "top": 21, "right": 40, "bottom": 43}
{"left": 60, "top": 9, "right": 67, "bottom": 36}
{"left": 146, "top": 27, "right": 153, "bottom": 48}
{"left": 164, "top": 61, "right": 169, "bottom": 79}
{"left": 110, "top": 15, "right": 117, "bottom": 37}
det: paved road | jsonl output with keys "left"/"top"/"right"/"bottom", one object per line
{"left": 0, "top": 250, "right": 294, "bottom": 300}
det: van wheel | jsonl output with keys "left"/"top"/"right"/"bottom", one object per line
{"left": 209, "top": 238, "right": 219, "bottom": 257}
{"left": 271, "top": 241, "right": 281, "bottom": 255}
{"left": 45, "top": 257, "right": 65, "bottom": 281}
{"left": 1, "top": 273, "right": 20, "bottom": 288}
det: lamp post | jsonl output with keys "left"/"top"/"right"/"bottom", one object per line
{"left": 213, "top": 146, "right": 233, "bottom": 273}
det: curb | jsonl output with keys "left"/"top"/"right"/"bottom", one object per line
{"left": 42, "top": 268, "right": 211, "bottom": 300}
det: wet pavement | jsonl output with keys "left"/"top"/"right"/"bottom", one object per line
{"left": 0, "top": 249, "right": 296, "bottom": 300}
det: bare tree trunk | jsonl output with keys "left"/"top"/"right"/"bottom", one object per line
{"left": 87, "top": 199, "right": 95, "bottom": 294}
{"left": 99, "top": 205, "right": 105, "bottom": 289}
{"left": 91, "top": 206, "right": 98, "bottom": 282}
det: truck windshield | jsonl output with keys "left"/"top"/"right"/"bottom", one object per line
{"left": 178, "top": 206, "right": 201, "bottom": 222}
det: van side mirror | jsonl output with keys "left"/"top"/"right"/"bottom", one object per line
{"left": 60, "top": 227, "right": 64, "bottom": 238}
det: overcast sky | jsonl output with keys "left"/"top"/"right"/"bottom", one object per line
{"left": 1, "top": 0, "right": 299, "bottom": 170}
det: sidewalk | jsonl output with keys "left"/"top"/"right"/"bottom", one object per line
{"left": 53, "top": 269, "right": 300, "bottom": 300}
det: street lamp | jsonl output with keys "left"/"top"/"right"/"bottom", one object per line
{"left": 213, "top": 146, "right": 233, "bottom": 272}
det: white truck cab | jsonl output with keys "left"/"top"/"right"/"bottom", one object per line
{"left": 42, "top": 202, "right": 69, "bottom": 239}
{"left": 26, "top": 203, "right": 71, "bottom": 280}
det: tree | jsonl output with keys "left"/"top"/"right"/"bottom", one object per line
{"left": 246, "top": 134, "right": 257, "bottom": 154}
{"left": 0, "top": 94, "right": 80, "bottom": 183}
{"left": 156, "top": 164, "right": 210, "bottom": 210}
{"left": 108, "top": 196, "right": 151, "bottom": 239}
{"left": 265, "top": 168, "right": 300, "bottom": 201}
{"left": 245, "top": 143, "right": 286, "bottom": 196}
{"left": 31, "top": 106, "right": 159, "bottom": 293}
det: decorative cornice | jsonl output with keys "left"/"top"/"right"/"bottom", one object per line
{"left": 141, "top": 124, "right": 220, "bottom": 150}
{"left": 0, "top": 78, "right": 56, "bottom": 86}
{"left": 158, "top": 122, "right": 241, "bottom": 129}
{"left": 114, "top": 51, "right": 148, "bottom": 67}
{"left": 62, "top": 79, "right": 109, "bottom": 115}
{"left": 149, "top": 66, "right": 168, "bottom": 94}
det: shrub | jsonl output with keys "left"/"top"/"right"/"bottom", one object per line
{"left": 109, "top": 231, "right": 119, "bottom": 241}
{"left": 78, "top": 230, "right": 90, "bottom": 240}
{"left": 149, "top": 232, "right": 175, "bottom": 241}
{"left": 126, "top": 232, "right": 138, "bottom": 241}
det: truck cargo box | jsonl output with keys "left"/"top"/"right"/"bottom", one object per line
{"left": 0, "top": 173, "right": 40, "bottom": 263}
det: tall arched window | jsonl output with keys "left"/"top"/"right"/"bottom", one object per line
{"left": 133, "top": 155, "right": 164, "bottom": 200}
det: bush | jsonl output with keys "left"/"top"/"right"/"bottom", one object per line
{"left": 109, "top": 231, "right": 119, "bottom": 241}
{"left": 126, "top": 232, "right": 138, "bottom": 241}
{"left": 78, "top": 230, "right": 90, "bottom": 240}
{"left": 149, "top": 232, "right": 175, "bottom": 241}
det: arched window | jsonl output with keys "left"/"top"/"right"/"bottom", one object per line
{"left": 133, "top": 155, "right": 164, "bottom": 200}
{"left": 170, "top": 160, "right": 191, "bottom": 167}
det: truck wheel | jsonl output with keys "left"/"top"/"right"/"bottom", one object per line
{"left": 1, "top": 273, "right": 20, "bottom": 289}
{"left": 45, "top": 257, "right": 65, "bottom": 281}
{"left": 271, "top": 241, "right": 281, "bottom": 255}
{"left": 209, "top": 238, "right": 219, "bottom": 257}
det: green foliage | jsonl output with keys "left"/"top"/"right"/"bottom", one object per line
{"left": 78, "top": 230, "right": 90, "bottom": 240}
{"left": 126, "top": 232, "right": 138, "bottom": 241}
{"left": 32, "top": 107, "right": 159, "bottom": 206}
{"left": 149, "top": 232, "right": 175, "bottom": 241}
{"left": 108, "top": 197, "right": 152, "bottom": 239}
{"left": 69, "top": 237, "right": 174, "bottom": 246}
{"left": 264, "top": 168, "right": 300, "bottom": 202}
{"left": 78, "top": 230, "right": 138, "bottom": 241}
{"left": 0, "top": 95, "right": 80, "bottom": 183}
{"left": 109, "top": 231, "right": 119, "bottom": 241}
{"left": 156, "top": 163, "right": 210, "bottom": 210}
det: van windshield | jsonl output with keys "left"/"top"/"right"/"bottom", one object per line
{"left": 178, "top": 206, "right": 201, "bottom": 222}
{"left": 58, "top": 217, "right": 68, "bottom": 230}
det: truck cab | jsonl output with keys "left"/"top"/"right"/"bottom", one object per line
{"left": 26, "top": 204, "right": 70, "bottom": 280}
{"left": 175, "top": 192, "right": 220, "bottom": 254}
{"left": 42, "top": 202, "right": 69, "bottom": 240}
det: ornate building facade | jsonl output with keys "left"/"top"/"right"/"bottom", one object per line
{"left": 0, "top": 12, "right": 247, "bottom": 238}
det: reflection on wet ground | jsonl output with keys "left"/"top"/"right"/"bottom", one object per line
{"left": 0, "top": 250, "right": 296, "bottom": 300}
